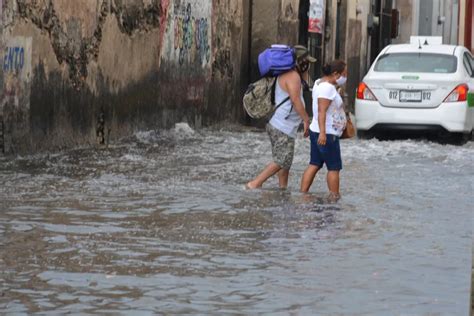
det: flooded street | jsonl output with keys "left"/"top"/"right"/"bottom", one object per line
{"left": 0, "top": 123, "right": 472, "bottom": 315}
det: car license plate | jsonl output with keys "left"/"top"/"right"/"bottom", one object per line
{"left": 399, "top": 90, "right": 422, "bottom": 102}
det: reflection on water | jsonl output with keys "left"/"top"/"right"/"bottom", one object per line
{"left": 0, "top": 124, "right": 472, "bottom": 314}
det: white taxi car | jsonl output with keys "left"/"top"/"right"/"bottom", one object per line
{"left": 355, "top": 37, "right": 474, "bottom": 140}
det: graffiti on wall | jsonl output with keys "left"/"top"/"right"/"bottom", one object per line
{"left": 1, "top": 37, "right": 32, "bottom": 153}
{"left": 211, "top": 8, "right": 234, "bottom": 79}
{"left": 2, "top": 38, "right": 31, "bottom": 82}
{"left": 173, "top": 1, "right": 211, "bottom": 66}
{"left": 1, "top": 37, "right": 32, "bottom": 107}
{"left": 3, "top": 46, "right": 25, "bottom": 73}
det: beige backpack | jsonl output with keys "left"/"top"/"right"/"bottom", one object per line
{"left": 243, "top": 77, "right": 290, "bottom": 119}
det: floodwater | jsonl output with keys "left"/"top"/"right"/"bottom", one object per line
{"left": 1, "top": 123, "right": 472, "bottom": 315}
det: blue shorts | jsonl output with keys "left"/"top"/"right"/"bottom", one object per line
{"left": 309, "top": 131, "right": 342, "bottom": 171}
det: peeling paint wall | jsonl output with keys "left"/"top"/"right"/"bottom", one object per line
{"left": 1, "top": 36, "right": 32, "bottom": 152}
{"left": 278, "top": 0, "right": 299, "bottom": 45}
{"left": 249, "top": 0, "right": 300, "bottom": 81}
{"left": 0, "top": 0, "right": 246, "bottom": 154}
{"left": 207, "top": 0, "right": 243, "bottom": 124}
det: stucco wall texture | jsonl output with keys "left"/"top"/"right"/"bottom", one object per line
{"left": 0, "top": 0, "right": 246, "bottom": 153}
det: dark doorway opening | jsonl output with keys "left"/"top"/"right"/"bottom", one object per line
{"left": 335, "top": 0, "right": 342, "bottom": 59}
{"left": 369, "top": 0, "right": 394, "bottom": 64}
{"left": 298, "top": 0, "right": 310, "bottom": 45}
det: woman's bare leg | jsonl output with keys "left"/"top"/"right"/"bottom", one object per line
{"left": 278, "top": 169, "right": 290, "bottom": 189}
{"left": 246, "top": 162, "right": 281, "bottom": 189}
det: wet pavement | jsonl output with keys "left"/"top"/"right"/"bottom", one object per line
{"left": 0, "top": 123, "right": 473, "bottom": 315}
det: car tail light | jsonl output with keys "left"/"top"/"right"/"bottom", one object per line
{"left": 357, "top": 82, "right": 377, "bottom": 101}
{"left": 444, "top": 84, "right": 468, "bottom": 102}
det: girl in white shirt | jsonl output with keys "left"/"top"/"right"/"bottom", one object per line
{"left": 301, "top": 60, "right": 347, "bottom": 199}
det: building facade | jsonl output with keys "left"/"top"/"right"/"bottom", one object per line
{"left": 0, "top": 0, "right": 472, "bottom": 153}
{"left": 458, "top": 0, "right": 473, "bottom": 52}
{"left": 0, "top": 0, "right": 251, "bottom": 154}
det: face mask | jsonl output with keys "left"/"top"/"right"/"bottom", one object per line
{"left": 336, "top": 75, "right": 347, "bottom": 86}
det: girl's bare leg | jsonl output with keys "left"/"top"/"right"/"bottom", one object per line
{"left": 327, "top": 171, "right": 340, "bottom": 197}
{"left": 300, "top": 165, "right": 320, "bottom": 193}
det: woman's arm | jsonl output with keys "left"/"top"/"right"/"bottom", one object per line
{"left": 284, "top": 71, "right": 310, "bottom": 137}
{"left": 317, "top": 98, "right": 331, "bottom": 145}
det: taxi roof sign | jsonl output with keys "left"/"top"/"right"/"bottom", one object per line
{"left": 410, "top": 36, "right": 443, "bottom": 45}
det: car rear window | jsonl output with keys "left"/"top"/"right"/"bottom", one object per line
{"left": 374, "top": 53, "right": 457, "bottom": 73}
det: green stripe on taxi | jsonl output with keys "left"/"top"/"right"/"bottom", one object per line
{"left": 401, "top": 75, "right": 420, "bottom": 80}
{"left": 468, "top": 92, "right": 474, "bottom": 107}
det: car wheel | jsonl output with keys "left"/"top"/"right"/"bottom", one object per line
{"left": 464, "top": 131, "right": 473, "bottom": 143}
{"left": 442, "top": 132, "right": 471, "bottom": 145}
{"left": 456, "top": 132, "right": 471, "bottom": 145}
{"left": 357, "top": 130, "right": 374, "bottom": 140}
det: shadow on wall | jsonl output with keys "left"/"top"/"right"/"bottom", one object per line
{"left": 27, "top": 63, "right": 196, "bottom": 153}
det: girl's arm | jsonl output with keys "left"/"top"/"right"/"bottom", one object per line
{"left": 317, "top": 98, "right": 331, "bottom": 145}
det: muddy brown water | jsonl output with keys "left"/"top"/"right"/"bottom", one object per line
{"left": 1, "top": 124, "right": 472, "bottom": 314}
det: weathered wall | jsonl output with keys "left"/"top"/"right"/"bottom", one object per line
{"left": 0, "top": 0, "right": 247, "bottom": 154}
{"left": 322, "top": 0, "right": 369, "bottom": 111}
{"left": 278, "top": 0, "right": 300, "bottom": 46}
{"left": 250, "top": 0, "right": 300, "bottom": 81}
{"left": 392, "top": 0, "right": 414, "bottom": 45}
{"left": 323, "top": 0, "right": 337, "bottom": 63}
{"left": 344, "top": 0, "right": 366, "bottom": 111}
